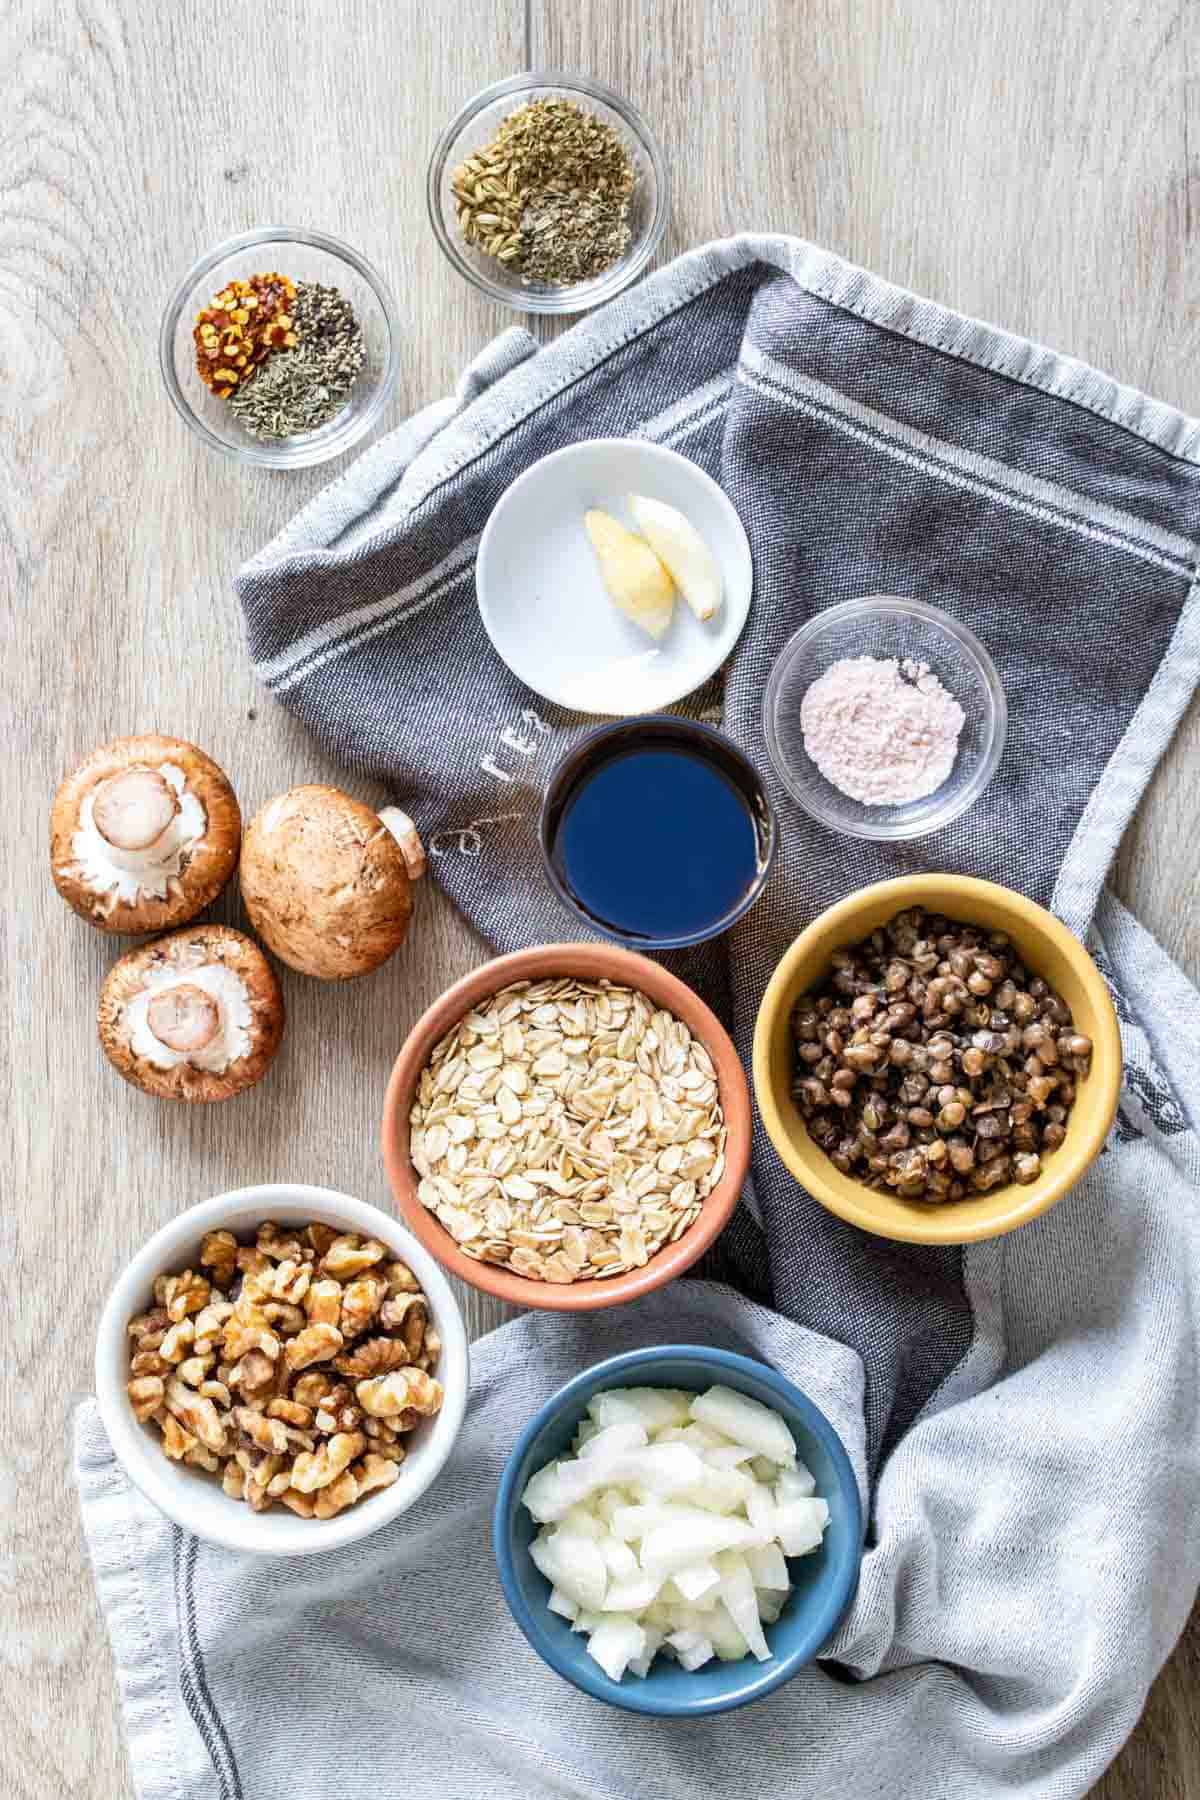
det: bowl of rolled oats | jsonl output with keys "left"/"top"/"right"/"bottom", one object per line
{"left": 382, "top": 945, "right": 752, "bottom": 1310}
{"left": 95, "top": 1184, "right": 469, "bottom": 1555}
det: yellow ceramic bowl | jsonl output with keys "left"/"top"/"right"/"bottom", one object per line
{"left": 752, "top": 875, "right": 1122, "bottom": 1245}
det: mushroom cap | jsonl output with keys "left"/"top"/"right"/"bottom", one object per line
{"left": 51, "top": 733, "right": 241, "bottom": 934}
{"left": 239, "top": 785, "right": 413, "bottom": 980}
{"left": 98, "top": 925, "right": 285, "bottom": 1103}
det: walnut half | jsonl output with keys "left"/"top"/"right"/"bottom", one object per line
{"left": 356, "top": 1368, "right": 443, "bottom": 1419}
{"left": 334, "top": 1336, "right": 411, "bottom": 1380}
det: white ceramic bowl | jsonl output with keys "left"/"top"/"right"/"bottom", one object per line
{"left": 476, "top": 439, "right": 753, "bottom": 716}
{"left": 95, "top": 1184, "right": 469, "bottom": 1556}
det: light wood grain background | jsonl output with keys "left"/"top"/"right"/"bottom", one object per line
{"left": 3, "top": 0, "right": 1198, "bottom": 1793}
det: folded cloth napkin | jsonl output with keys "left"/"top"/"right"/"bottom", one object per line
{"left": 80, "top": 236, "right": 1200, "bottom": 1798}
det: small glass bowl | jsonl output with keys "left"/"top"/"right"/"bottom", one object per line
{"left": 427, "top": 72, "right": 670, "bottom": 315}
{"left": 159, "top": 226, "right": 400, "bottom": 468}
{"left": 763, "top": 596, "right": 1007, "bottom": 840}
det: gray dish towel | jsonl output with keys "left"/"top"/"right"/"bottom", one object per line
{"left": 79, "top": 236, "right": 1200, "bottom": 1798}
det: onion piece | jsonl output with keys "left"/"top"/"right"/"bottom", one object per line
{"left": 640, "top": 1513, "right": 765, "bottom": 1577}
{"left": 601, "top": 1537, "right": 638, "bottom": 1581}
{"left": 673, "top": 1560, "right": 722, "bottom": 1603}
{"left": 776, "top": 1463, "right": 817, "bottom": 1501}
{"left": 587, "top": 1615, "right": 646, "bottom": 1683}
{"left": 628, "top": 1625, "right": 665, "bottom": 1678}
{"left": 774, "top": 1497, "right": 830, "bottom": 1557}
{"left": 745, "top": 1482, "right": 777, "bottom": 1537}
{"left": 667, "top": 1629, "right": 716, "bottom": 1671}
{"left": 690, "top": 1386, "right": 798, "bottom": 1467}
{"left": 548, "top": 1586, "right": 578, "bottom": 1621}
{"left": 610, "top": 1501, "right": 694, "bottom": 1542}
{"left": 715, "top": 1552, "right": 771, "bottom": 1662}
{"left": 745, "top": 1542, "right": 790, "bottom": 1592}
{"left": 704, "top": 1443, "right": 758, "bottom": 1469}
{"left": 529, "top": 1529, "right": 608, "bottom": 1611}
{"left": 602, "top": 1573, "right": 661, "bottom": 1613}
{"left": 677, "top": 1464, "right": 754, "bottom": 1515}
{"left": 579, "top": 1421, "right": 648, "bottom": 1461}
{"left": 588, "top": 1388, "right": 692, "bottom": 1433}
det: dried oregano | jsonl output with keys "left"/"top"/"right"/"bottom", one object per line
{"left": 451, "top": 98, "right": 635, "bottom": 286}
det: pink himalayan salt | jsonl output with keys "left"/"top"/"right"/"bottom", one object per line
{"left": 799, "top": 655, "right": 965, "bottom": 806}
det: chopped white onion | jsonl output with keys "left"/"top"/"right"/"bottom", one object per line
{"left": 745, "top": 1542, "right": 790, "bottom": 1592}
{"left": 588, "top": 1387, "right": 692, "bottom": 1433}
{"left": 520, "top": 1382, "right": 832, "bottom": 1683}
{"left": 673, "top": 1560, "right": 721, "bottom": 1602}
{"left": 774, "top": 1497, "right": 830, "bottom": 1558}
{"left": 547, "top": 1586, "right": 578, "bottom": 1621}
{"left": 667, "top": 1629, "right": 715, "bottom": 1671}
{"left": 715, "top": 1551, "right": 771, "bottom": 1662}
{"left": 690, "top": 1386, "right": 798, "bottom": 1467}
{"left": 579, "top": 1421, "right": 648, "bottom": 1462}
{"left": 587, "top": 1615, "right": 646, "bottom": 1682}
{"left": 776, "top": 1464, "right": 817, "bottom": 1501}
{"left": 641, "top": 1514, "right": 765, "bottom": 1578}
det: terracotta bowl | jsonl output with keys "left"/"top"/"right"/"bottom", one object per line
{"left": 752, "top": 875, "right": 1122, "bottom": 1246}
{"left": 381, "top": 944, "right": 751, "bottom": 1311}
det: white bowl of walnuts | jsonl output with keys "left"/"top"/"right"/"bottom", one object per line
{"left": 95, "top": 1184, "right": 469, "bottom": 1556}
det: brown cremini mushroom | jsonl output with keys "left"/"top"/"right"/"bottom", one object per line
{"left": 50, "top": 734, "right": 241, "bottom": 934}
{"left": 98, "top": 924, "right": 284, "bottom": 1102}
{"left": 239, "top": 785, "right": 418, "bottom": 980}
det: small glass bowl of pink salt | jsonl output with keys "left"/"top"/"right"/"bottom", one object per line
{"left": 762, "top": 596, "right": 1007, "bottom": 841}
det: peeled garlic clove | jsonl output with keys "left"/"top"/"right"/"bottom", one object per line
{"left": 584, "top": 509, "right": 675, "bottom": 641}
{"left": 628, "top": 495, "right": 722, "bottom": 623}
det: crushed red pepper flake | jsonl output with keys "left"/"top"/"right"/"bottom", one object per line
{"left": 192, "top": 272, "right": 298, "bottom": 397}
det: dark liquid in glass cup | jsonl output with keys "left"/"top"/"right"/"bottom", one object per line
{"left": 540, "top": 717, "right": 776, "bottom": 948}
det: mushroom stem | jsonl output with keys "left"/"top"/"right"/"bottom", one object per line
{"left": 378, "top": 807, "right": 426, "bottom": 882}
{"left": 93, "top": 769, "right": 179, "bottom": 851}
{"left": 146, "top": 984, "right": 221, "bottom": 1053}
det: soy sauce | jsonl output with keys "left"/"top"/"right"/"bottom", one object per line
{"left": 543, "top": 725, "right": 772, "bottom": 945}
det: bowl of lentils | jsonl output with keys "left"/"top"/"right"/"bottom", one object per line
{"left": 752, "top": 875, "right": 1122, "bottom": 1246}
{"left": 428, "top": 73, "right": 669, "bottom": 314}
{"left": 160, "top": 227, "right": 400, "bottom": 467}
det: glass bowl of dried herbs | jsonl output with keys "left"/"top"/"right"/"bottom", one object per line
{"left": 160, "top": 226, "right": 401, "bottom": 467}
{"left": 428, "top": 73, "right": 670, "bottom": 314}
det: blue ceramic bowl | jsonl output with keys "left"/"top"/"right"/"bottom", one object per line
{"left": 493, "top": 1346, "right": 864, "bottom": 1716}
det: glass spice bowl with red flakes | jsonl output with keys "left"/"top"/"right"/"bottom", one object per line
{"left": 160, "top": 227, "right": 400, "bottom": 468}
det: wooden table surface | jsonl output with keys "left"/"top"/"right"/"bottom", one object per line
{"left": 5, "top": 0, "right": 1199, "bottom": 1793}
